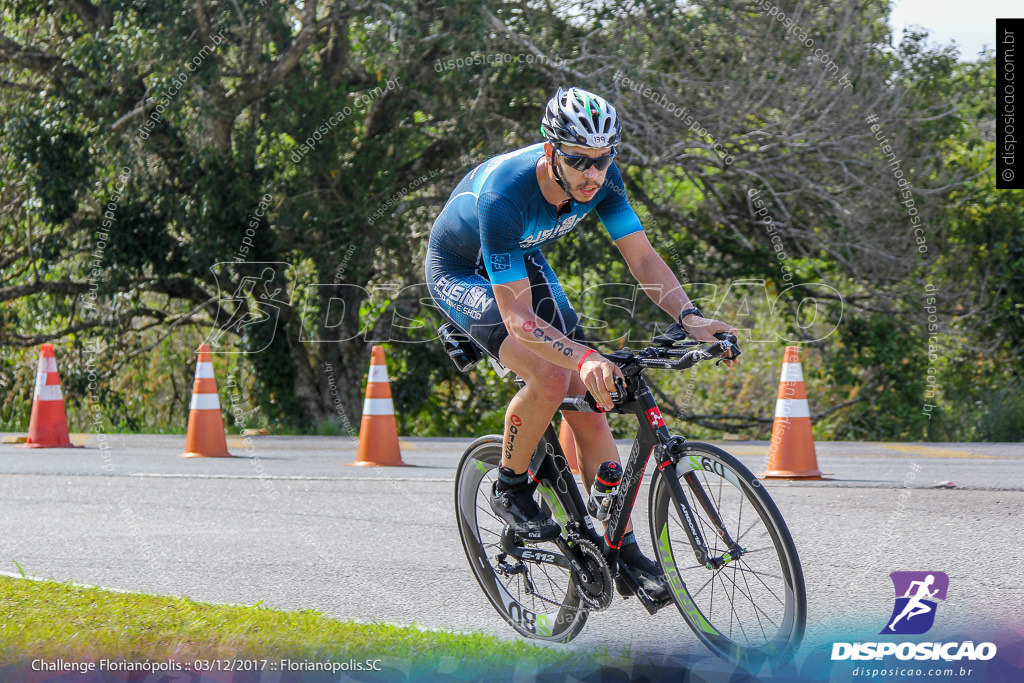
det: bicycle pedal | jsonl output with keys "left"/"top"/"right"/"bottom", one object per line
{"left": 647, "top": 596, "right": 673, "bottom": 615}
{"left": 634, "top": 588, "right": 673, "bottom": 615}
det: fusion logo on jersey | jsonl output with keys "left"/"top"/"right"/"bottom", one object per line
{"left": 433, "top": 275, "right": 490, "bottom": 321}
{"left": 831, "top": 571, "right": 997, "bottom": 662}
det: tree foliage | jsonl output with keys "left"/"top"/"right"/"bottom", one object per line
{"left": 1, "top": 0, "right": 1018, "bottom": 440}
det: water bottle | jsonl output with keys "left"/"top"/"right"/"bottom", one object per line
{"left": 437, "top": 322, "right": 481, "bottom": 372}
{"left": 587, "top": 461, "right": 623, "bottom": 521}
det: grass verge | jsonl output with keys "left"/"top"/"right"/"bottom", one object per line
{"left": 0, "top": 575, "right": 627, "bottom": 676}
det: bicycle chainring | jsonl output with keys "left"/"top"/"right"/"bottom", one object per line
{"left": 568, "top": 537, "right": 613, "bottom": 611}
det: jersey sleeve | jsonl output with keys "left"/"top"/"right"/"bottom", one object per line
{"left": 478, "top": 191, "right": 528, "bottom": 284}
{"left": 595, "top": 164, "right": 643, "bottom": 241}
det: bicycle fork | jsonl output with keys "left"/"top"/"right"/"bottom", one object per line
{"left": 659, "top": 456, "right": 746, "bottom": 570}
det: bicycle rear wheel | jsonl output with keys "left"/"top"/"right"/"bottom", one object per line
{"left": 454, "top": 436, "right": 588, "bottom": 642}
{"left": 649, "top": 442, "right": 806, "bottom": 667}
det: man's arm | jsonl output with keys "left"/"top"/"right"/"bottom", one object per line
{"left": 492, "top": 278, "right": 622, "bottom": 410}
{"left": 614, "top": 231, "right": 739, "bottom": 354}
{"left": 614, "top": 231, "right": 692, "bottom": 319}
{"left": 492, "top": 277, "right": 590, "bottom": 369}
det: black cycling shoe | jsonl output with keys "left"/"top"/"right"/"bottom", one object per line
{"left": 489, "top": 482, "right": 561, "bottom": 542}
{"left": 622, "top": 552, "right": 670, "bottom": 602}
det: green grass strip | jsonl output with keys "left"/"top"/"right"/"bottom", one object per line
{"left": 0, "top": 576, "right": 629, "bottom": 676}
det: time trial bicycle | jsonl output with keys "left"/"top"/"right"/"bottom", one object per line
{"left": 442, "top": 323, "right": 807, "bottom": 667}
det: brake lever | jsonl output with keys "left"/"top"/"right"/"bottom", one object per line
{"left": 713, "top": 332, "right": 742, "bottom": 366}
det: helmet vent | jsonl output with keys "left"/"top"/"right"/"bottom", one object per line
{"left": 541, "top": 86, "right": 621, "bottom": 148}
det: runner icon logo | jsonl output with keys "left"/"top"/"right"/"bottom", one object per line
{"left": 832, "top": 570, "right": 995, "bottom": 662}
{"left": 881, "top": 571, "right": 949, "bottom": 635}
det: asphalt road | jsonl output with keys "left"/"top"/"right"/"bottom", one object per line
{"left": 1, "top": 434, "right": 1022, "bottom": 670}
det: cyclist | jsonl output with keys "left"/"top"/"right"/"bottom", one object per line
{"left": 426, "top": 86, "right": 738, "bottom": 599}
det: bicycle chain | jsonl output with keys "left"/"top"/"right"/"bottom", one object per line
{"left": 498, "top": 557, "right": 586, "bottom": 614}
{"left": 521, "top": 576, "right": 585, "bottom": 613}
{"left": 498, "top": 537, "right": 613, "bottom": 614}
{"left": 495, "top": 560, "right": 574, "bottom": 612}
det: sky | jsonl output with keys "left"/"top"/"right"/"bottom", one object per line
{"left": 889, "top": 0, "right": 1015, "bottom": 60}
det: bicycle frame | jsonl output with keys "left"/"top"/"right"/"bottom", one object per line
{"left": 526, "top": 370, "right": 736, "bottom": 611}
{"left": 452, "top": 329, "right": 806, "bottom": 659}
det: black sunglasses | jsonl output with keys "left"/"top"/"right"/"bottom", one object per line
{"left": 556, "top": 146, "right": 616, "bottom": 172}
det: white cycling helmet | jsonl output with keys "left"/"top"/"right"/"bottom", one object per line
{"left": 541, "top": 86, "right": 621, "bottom": 148}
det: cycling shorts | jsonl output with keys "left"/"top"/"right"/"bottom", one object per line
{"left": 425, "top": 247, "right": 586, "bottom": 359}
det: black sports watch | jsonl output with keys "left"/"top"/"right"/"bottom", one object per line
{"left": 677, "top": 307, "right": 703, "bottom": 328}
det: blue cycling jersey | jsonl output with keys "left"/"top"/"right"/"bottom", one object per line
{"left": 428, "top": 142, "right": 643, "bottom": 284}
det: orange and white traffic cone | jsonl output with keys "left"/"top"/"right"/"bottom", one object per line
{"left": 179, "top": 343, "right": 233, "bottom": 458}
{"left": 350, "top": 345, "right": 410, "bottom": 467}
{"left": 760, "top": 346, "right": 823, "bottom": 479}
{"left": 558, "top": 418, "right": 581, "bottom": 474}
{"left": 20, "top": 344, "right": 79, "bottom": 448}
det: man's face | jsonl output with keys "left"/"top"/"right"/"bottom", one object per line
{"left": 551, "top": 143, "right": 613, "bottom": 202}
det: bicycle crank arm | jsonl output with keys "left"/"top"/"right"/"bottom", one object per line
{"left": 553, "top": 535, "right": 614, "bottom": 611}
{"left": 552, "top": 537, "right": 594, "bottom": 583}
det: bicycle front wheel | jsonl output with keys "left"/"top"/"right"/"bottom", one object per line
{"left": 454, "top": 436, "right": 588, "bottom": 643}
{"left": 649, "top": 442, "right": 806, "bottom": 666}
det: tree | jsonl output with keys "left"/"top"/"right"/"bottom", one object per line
{"left": 1, "top": 0, "right": 1015, "bottom": 440}
{"left": 1, "top": 1, "right": 505, "bottom": 430}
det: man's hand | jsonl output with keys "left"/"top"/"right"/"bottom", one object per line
{"left": 579, "top": 353, "right": 624, "bottom": 412}
{"left": 680, "top": 314, "right": 740, "bottom": 367}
